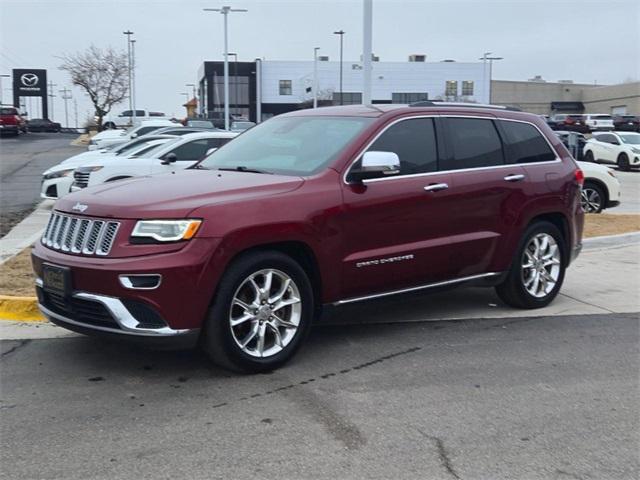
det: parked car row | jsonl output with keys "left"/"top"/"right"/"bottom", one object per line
{"left": 42, "top": 129, "right": 238, "bottom": 199}
{"left": 34, "top": 102, "right": 587, "bottom": 372}
{"left": 545, "top": 113, "right": 639, "bottom": 133}
{"left": 1, "top": 105, "right": 66, "bottom": 136}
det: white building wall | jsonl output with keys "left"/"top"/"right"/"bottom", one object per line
{"left": 260, "top": 60, "right": 488, "bottom": 104}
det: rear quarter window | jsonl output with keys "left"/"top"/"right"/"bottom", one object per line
{"left": 499, "top": 120, "right": 557, "bottom": 164}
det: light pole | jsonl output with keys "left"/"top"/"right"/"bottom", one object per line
{"left": 227, "top": 53, "right": 239, "bottom": 116}
{"left": 186, "top": 83, "right": 196, "bottom": 99}
{"left": 486, "top": 55, "right": 503, "bottom": 104}
{"left": 0, "top": 74, "right": 9, "bottom": 105}
{"left": 333, "top": 30, "right": 345, "bottom": 105}
{"left": 131, "top": 39, "right": 137, "bottom": 122}
{"left": 203, "top": 6, "right": 248, "bottom": 131}
{"left": 47, "top": 81, "right": 57, "bottom": 121}
{"left": 123, "top": 30, "right": 134, "bottom": 117}
{"left": 362, "top": 0, "right": 373, "bottom": 105}
{"left": 59, "top": 87, "right": 72, "bottom": 128}
{"left": 313, "top": 47, "right": 320, "bottom": 109}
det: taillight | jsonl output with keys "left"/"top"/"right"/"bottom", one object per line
{"left": 575, "top": 169, "right": 585, "bottom": 186}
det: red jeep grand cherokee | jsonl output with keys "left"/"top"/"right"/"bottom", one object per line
{"left": 32, "top": 103, "right": 584, "bottom": 372}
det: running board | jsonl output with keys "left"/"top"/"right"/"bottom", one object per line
{"left": 333, "top": 272, "right": 501, "bottom": 306}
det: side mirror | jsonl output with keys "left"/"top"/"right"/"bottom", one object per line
{"left": 161, "top": 152, "right": 177, "bottom": 165}
{"left": 349, "top": 151, "right": 400, "bottom": 182}
{"left": 130, "top": 132, "right": 138, "bottom": 138}
{"left": 205, "top": 147, "right": 217, "bottom": 156}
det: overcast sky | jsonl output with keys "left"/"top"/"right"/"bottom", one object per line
{"left": 1, "top": 0, "right": 638, "bottom": 123}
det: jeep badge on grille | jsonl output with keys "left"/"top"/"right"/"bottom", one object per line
{"left": 72, "top": 202, "right": 88, "bottom": 213}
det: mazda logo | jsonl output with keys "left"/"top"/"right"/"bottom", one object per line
{"left": 21, "top": 73, "right": 39, "bottom": 87}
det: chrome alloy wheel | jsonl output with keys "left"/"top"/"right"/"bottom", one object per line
{"left": 229, "top": 269, "right": 302, "bottom": 358}
{"left": 521, "top": 233, "right": 561, "bottom": 298}
{"left": 581, "top": 187, "right": 602, "bottom": 213}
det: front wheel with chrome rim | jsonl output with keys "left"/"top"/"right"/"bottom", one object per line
{"left": 496, "top": 221, "right": 566, "bottom": 309}
{"left": 202, "top": 251, "right": 314, "bottom": 372}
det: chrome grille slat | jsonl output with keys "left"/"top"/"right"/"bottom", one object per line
{"left": 41, "top": 213, "right": 120, "bottom": 257}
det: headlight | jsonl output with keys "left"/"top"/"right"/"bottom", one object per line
{"left": 43, "top": 169, "right": 74, "bottom": 180}
{"left": 90, "top": 139, "right": 97, "bottom": 145}
{"left": 77, "top": 166, "right": 104, "bottom": 173}
{"left": 131, "top": 220, "right": 202, "bottom": 242}
{"left": 631, "top": 147, "right": 640, "bottom": 154}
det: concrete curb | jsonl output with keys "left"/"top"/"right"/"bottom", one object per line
{"left": 0, "top": 295, "right": 44, "bottom": 322}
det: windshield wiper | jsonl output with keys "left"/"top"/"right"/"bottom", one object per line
{"left": 191, "top": 164, "right": 208, "bottom": 170}
{"left": 217, "top": 166, "right": 272, "bottom": 174}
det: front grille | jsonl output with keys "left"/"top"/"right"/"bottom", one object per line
{"left": 42, "top": 212, "right": 120, "bottom": 256}
{"left": 38, "top": 289, "right": 119, "bottom": 329}
{"left": 73, "top": 171, "right": 90, "bottom": 188}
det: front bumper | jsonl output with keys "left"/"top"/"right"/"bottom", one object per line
{"left": 32, "top": 237, "right": 223, "bottom": 333}
{"left": 36, "top": 279, "right": 199, "bottom": 348}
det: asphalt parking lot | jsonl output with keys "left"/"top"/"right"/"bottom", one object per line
{"left": 0, "top": 133, "right": 80, "bottom": 235}
{"left": 2, "top": 312, "right": 638, "bottom": 480}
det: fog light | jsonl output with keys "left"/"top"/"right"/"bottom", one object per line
{"left": 119, "top": 274, "right": 162, "bottom": 290}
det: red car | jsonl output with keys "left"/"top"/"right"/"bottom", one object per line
{"left": 32, "top": 103, "right": 584, "bottom": 372}
{"left": 0, "top": 106, "right": 27, "bottom": 136}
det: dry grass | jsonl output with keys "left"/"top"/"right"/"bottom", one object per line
{"left": 0, "top": 248, "right": 37, "bottom": 297}
{"left": 583, "top": 213, "right": 640, "bottom": 238}
{"left": 0, "top": 214, "right": 637, "bottom": 297}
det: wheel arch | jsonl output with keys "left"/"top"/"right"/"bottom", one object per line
{"left": 526, "top": 212, "right": 571, "bottom": 265}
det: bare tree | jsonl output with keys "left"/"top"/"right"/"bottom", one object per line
{"left": 59, "top": 45, "right": 129, "bottom": 129}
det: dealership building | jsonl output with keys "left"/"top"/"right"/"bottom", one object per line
{"left": 196, "top": 58, "right": 639, "bottom": 122}
{"left": 197, "top": 57, "right": 489, "bottom": 122}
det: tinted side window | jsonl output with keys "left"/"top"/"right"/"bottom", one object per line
{"left": 120, "top": 110, "right": 132, "bottom": 117}
{"left": 168, "top": 139, "right": 214, "bottom": 161}
{"left": 443, "top": 118, "right": 504, "bottom": 170}
{"left": 499, "top": 121, "right": 556, "bottom": 164}
{"left": 366, "top": 118, "right": 438, "bottom": 175}
{"left": 137, "top": 126, "right": 161, "bottom": 136}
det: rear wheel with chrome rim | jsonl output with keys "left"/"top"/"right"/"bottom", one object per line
{"left": 202, "top": 251, "right": 313, "bottom": 372}
{"left": 496, "top": 221, "right": 566, "bottom": 309}
{"left": 580, "top": 182, "right": 605, "bottom": 213}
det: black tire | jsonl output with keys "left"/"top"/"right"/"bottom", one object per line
{"left": 617, "top": 153, "right": 631, "bottom": 171}
{"left": 201, "top": 250, "right": 314, "bottom": 373}
{"left": 581, "top": 181, "right": 605, "bottom": 213}
{"left": 583, "top": 150, "right": 595, "bottom": 163}
{"left": 496, "top": 221, "right": 566, "bottom": 309}
{"left": 103, "top": 122, "right": 116, "bottom": 130}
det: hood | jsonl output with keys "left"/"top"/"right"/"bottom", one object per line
{"left": 48, "top": 151, "right": 106, "bottom": 170}
{"left": 54, "top": 169, "right": 305, "bottom": 219}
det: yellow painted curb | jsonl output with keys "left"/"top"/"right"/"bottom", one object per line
{"left": 0, "top": 295, "right": 45, "bottom": 322}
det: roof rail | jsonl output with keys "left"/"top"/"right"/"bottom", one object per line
{"left": 409, "top": 100, "right": 521, "bottom": 112}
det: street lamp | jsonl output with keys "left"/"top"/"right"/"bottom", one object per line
{"left": 123, "top": 30, "right": 134, "bottom": 116}
{"left": 313, "top": 47, "right": 320, "bottom": 109}
{"left": 0, "top": 74, "right": 10, "bottom": 105}
{"left": 479, "top": 52, "right": 503, "bottom": 103}
{"left": 203, "top": 6, "right": 248, "bottom": 131}
{"left": 333, "top": 30, "right": 345, "bottom": 105}
{"left": 186, "top": 83, "right": 196, "bottom": 100}
{"left": 227, "top": 53, "right": 238, "bottom": 116}
{"left": 131, "top": 39, "right": 137, "bottom": 122}
{"left": 362, "top": 0, "right": 373, "bottom": 105}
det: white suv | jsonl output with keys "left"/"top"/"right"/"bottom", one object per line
{"left": 71, "top": 131, "right": 238, "bottom": 191}
{"left": 583, "top": 131, "right": 640, "bottom": 171}
{"left": 89, "top": 120, "right": 177, "bottom": 150}
{"left": 584, "top": 114, "right": 614, "bottom": 132}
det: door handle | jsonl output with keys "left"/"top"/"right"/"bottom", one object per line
{"left": 424, "top": 183, "right": 449, "bottom": 192}
{"left": 504, "top": 174, "right": 525, "bottom": 182}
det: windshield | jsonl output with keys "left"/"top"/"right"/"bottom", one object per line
{"left": 198, "top": 116, "right": 373, "bottom": 175}
{"left": 0, "top": 108, "right": 18, "bottom": 115}
{"left": 188, "top": 120, "right": 214, "bottom": 128}
{"left": 130, "top": 139, "right": 176, "bottom": 158}
{"left": 619, "top": 134, "right": 640, "bottom": 145}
